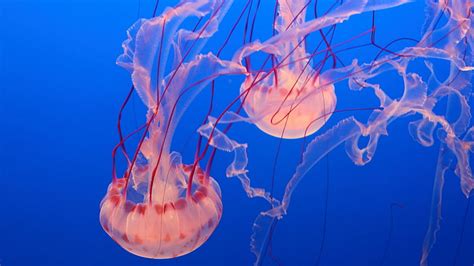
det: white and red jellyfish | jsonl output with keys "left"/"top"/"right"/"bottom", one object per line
{"left": 99, "top": 0, "right": 244, "bottom": 259}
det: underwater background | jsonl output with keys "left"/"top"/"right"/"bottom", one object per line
{"left": 1, "top": 0, "right": 473, "bottom": 265}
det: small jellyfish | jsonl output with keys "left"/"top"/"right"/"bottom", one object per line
{"left": 99, "top": 0, "right": 242, "bottom": 259}
{"left": 236, "top": 0, "right": 337, "bottom": 139}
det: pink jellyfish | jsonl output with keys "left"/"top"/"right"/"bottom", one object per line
{"left": 235, "top": 0, "right": 337, "bottom": 139}
{"left": 99, "top": 0, "right": 242, "bottom": 259}
{"left": 232, "top": 0, "right": 412, "bottom": 139}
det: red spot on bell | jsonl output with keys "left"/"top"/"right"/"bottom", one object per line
{"left": 164, "top": 203, "right": 175, "bottom": 213}
{"left": 124, "top": 201, "right": 136, "bottom": 213}
{"left": 122, "top": 233, "right": 130, "bottom": 243}
{"left": 134, "top": 235, "right": 144, "bottom": 244}
{"left": 208, "top": 219, "right": 214, "bottom": 229}
{"left": 136, "top": 204, "right": 146, "bottom": 215}
{"left": 174, "top": 199, "right": 187, "bottom": 210}
{"left": 192, "top": 191, "right": 206, "bottom": 202}
{"left": 197, "top": 186, "right": 208, "bottom": 196}
{"left": 109, "top": 195, "right": 121, "bottom": 206}
{"left": 155, "top": 204, "right": 163, "bottom": 214}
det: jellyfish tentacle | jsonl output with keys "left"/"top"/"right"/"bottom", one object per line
{"left": 233, "top": 0, "right": 411, "bottom": 64}
{"left": 420, "top": 145, "right": 452, "bottom": 266}
{"left": 117, "top": 0, "right": 233, "bottom": 109}
{"left": 198, "top": 118, "right": 279, "bottom": 205}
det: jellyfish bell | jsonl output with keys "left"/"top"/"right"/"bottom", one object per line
{"left": 241, "top": 67, "right": 336, "bottom": 139}
{"left": 99, "top": 152, "right": 222, "bottom": 259}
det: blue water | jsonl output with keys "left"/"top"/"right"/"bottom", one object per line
{"left": 1, "top": 1, "right": 473, "bottom": 265}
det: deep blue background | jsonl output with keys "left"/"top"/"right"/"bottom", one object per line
{"left": 1, "top": 0, "right": 473, "bottom": 265}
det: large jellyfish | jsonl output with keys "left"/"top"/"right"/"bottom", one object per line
{"left": 99, "top": 0, "right": 243, "bottom": 259}
{"left": 196, "top": 0, "right": 474, "bottom": 265}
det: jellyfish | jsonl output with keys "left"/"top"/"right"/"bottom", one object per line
{"left": 232, "top": 0, "right": 414, "bottom": 139}
{"left": 196, "top": 0, "right": 474, "bottom": 265}
{"left": 234, "top": 0, "right": 337, "bottom": 139}
{"left": 99, "top": 0, "right": 243, "bottom": 259}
